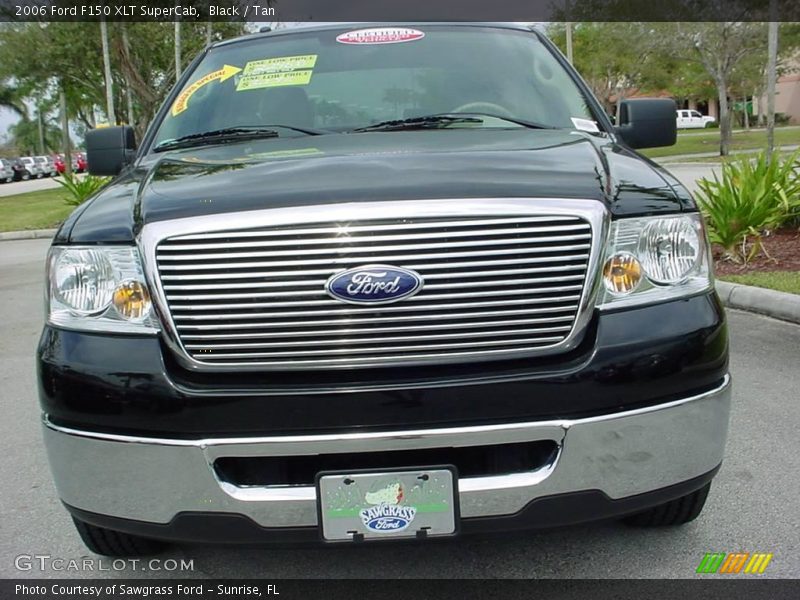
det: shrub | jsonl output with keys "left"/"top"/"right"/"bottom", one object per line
{"left": 57, "top": 172, "right": 110, "bottom": 206}
{"left": 696, "top": 149, "right": 800, "bottom": 263}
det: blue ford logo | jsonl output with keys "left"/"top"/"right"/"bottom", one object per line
{"left": 359, "top": 503, "right": 417, "bottom": 533}
{"left": 325, "top": 264, "right": 423, "bottom": 305}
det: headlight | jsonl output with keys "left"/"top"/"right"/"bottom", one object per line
{"left": 597, "top": 213, "right": 712, "bottom": 309}
{"left": 46, "top": 246, "right": 159, "bottom": 334}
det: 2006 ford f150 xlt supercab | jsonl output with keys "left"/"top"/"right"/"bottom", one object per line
{"left": 38, "top": 23, "right": 730, "bottom": 556}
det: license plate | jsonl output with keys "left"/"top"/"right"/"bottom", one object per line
{"left": 316, "top": 467, "right": 459, "bottom": 542}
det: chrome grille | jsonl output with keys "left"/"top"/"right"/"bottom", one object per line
{"left": 152, "top": 203, "right": 600, "bottom": 370}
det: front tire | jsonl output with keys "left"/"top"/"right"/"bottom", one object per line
{"left": 622, "top": 482, "right": 711, "bottom": 527}
{"left": 72, "top": 517, "right": 168, "bottom": 557}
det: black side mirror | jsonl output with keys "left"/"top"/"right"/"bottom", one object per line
{"left": 86, "top": 126, "right": 136, "bottom": 176}
{"left": 615, "top": 98, "right": 677, "bottom": 149}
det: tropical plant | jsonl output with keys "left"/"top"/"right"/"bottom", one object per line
{"left": 57, "top": 172, "right": 110, "bottom": 206}
{"left": 696, "top": 149, "right": 800, "bottom": 263}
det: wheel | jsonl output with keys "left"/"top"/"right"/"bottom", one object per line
{"left": 22, "top": 170, "right": 30, "bottom": 180}
{"left": 622, "top": 482, "right": 711, "bottom": 527}
{"left": 72, "top": 517, "right": 168, "bottom": 557}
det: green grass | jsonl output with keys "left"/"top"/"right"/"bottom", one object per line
{"left": 669, "top": 150, "right": 798, "bottom": 164}
{"left": 0, "top": 187, "right": 74, "bottom": 232}
{"left": 641, "top": 127, "right": 800, "bottom": 159}
{"left": 720, "top": 272, "right": 800, "bottom": 295}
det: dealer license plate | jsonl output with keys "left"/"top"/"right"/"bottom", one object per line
{"left": 317, "top": 467, "right": 459, "bottom": 542}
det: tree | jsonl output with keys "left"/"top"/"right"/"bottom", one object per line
{"left": 548, "top": 23, "right": 671, "bottom": 117}
{"left": 669, "top": 22, "right": 765, "bottom": 155}
{"left": 100, "top": 18, "right": 116, "bottom": 125}
{"left": 0, "top": 21, "right": 246, "bottom": 144}
{"left": 0, "top": 82, "right": 26, "bottom": 118}
{"left": 8, "top": 115, "right": 61, "bottom": 154}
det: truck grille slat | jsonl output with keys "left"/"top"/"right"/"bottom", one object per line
{"left": 180, "top": 316, "right": 577, "bottom": 340}
{"left": 154, "top": 211, "right": 595, "bottom": 369}
{"left": 157, "top": 253, "right": 588, "bottom": 273}
{"left": 168, "top": 295, "right": 583, "bottom": 317}
{"left": 156, "top": 244, "right": 591, "bottom": 270}
{"left": 165, "top": 284, "right": 585, "bottom": 303}
{"left": 194, "top": 335, "right": 568, "bottom": 359}
{"left": 159, "top": 263, "right": 587, "bottom": 283}
{"left": 185, "top": 326, "right": 572, "bottom": 350}
{"left": 158, "top": 223, "right": 590, "bottom": 251}
{"left": 157, "top": 232, "right": 591, "bottom": 260}
{"left": 175, "top": 308, "right": 577, "bottom": 331}
{"left": 170, "top": 215, "right": 583, "bottom": 240}
{"left": 163, "top": 273, "right": 585, "bottom": 292}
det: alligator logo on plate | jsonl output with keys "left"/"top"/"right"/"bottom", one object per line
{"left": 359, "top": 482, "right": 417, "bottom": 533}
{"left": 325, "top": 264, "right": 423, "bottom": 305}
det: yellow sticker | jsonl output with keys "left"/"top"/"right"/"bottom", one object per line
{"left": 172, "top": 64, "right": 242, "bottom": 116}
{"left": 243, "top": 54, "right": 317, "bottom": 76}
{"left": 236, "top": 70, "right": 313, "bottom": 91}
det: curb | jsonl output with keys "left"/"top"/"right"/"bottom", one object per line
{"left": 716, "top": 280, "right": 800, "bottom": 325}
{"left": 0, "top": 229, "right": 57, "bottom": 241}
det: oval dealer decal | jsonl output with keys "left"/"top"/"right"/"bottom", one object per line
{"left": 336, "top": 28, "right": 425, "bottom": 45}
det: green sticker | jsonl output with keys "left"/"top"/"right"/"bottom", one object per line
{"left": 243, "top": 54, "right": 317, "bottom": 76}
{"left": 236, "top": 70, "right": 313, "bottom": 91}
{"left": 236, "top": 55, "right": 318, "bottom": 91}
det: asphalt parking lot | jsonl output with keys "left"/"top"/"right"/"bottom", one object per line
{"left": 1, "top": 238, "right": 798, "bottom": 579}
{"left": 0, "top": 176, "right": 62, "bottom": 198}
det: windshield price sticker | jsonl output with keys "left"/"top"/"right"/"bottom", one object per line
{"left": 336, "top": 28, "right": 425, "bottom": 45}
{"left": 236, "top": 54, "right": 318, "bottom": 91}
{"left": 243, "top": 55, "right": 318, "bottom": 76}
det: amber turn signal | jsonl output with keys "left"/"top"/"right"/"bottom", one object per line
{"left": 112, "top": 280, "right": 152, "bottom": 320}
{"left": 602, "top": 253, "right": 642, "bottom": 294}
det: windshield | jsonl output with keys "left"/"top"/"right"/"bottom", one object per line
{"left": 152, "top": 26, "right": 599, "bottom": 149}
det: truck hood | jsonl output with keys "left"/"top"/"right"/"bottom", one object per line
{"left": 63, "top": 129, "right": 694, "bottom": 243}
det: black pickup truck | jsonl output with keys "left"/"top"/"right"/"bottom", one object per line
{"left": 38, "top": 23, "right": 730, "bottom": 555}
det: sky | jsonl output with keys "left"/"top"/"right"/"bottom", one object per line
{"left": 0, "top": 108, "right": 18, "bottom": 142}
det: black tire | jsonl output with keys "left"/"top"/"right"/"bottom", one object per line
{"left": 72, "top": 517, "right": 168, "bottom": 557}
{"left": 22, "top": 170, "right": 30, "bottom": 181}
{"left": 622, "top": 482, "right": 711, "bottom": 527}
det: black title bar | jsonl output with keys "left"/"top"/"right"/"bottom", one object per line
{"left": 0, "top": 0, "right": 799, "bottom": 22}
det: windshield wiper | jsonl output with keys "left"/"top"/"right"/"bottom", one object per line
{"left": 153, "top": 127, "right": 283, "bottom": 152}
{"left": 444, "top": 112, "right": 556, "bottom": 130}
{"left": 350, "top": 115, "right": 483, "bottom": 133}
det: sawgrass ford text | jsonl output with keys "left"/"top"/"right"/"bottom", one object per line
{"left": 15, "top": 584, "right": 271, "bottom": 597}
{"left": 13, "top": 4, "right": 276, "bottom": 18}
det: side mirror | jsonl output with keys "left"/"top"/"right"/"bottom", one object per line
{"left": 86, "top": 126, "right": 136, "bottom": 176}
{"left": 615, "top": 98, "right": 677, "bottom": 149}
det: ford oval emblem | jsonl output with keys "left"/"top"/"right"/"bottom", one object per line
{"left": 325, "top": 264, "right": 423, "bottom": 305}
{"left": 359, "top": 503, "right": 418, "bottom": 533}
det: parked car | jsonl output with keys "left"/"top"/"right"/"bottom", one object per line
{"left": 40, "top": 23, "right": 729, "bottom": 557}
{"left": 55, "top": 154, "right": 84, "bottom": 175}
{"left": 35, "top": 155, "right": 58, "bottom": 177}
{"left": 0, "top": 158, "right": 14, "bottom": 183}
{"left": 9, "top": 158, "right": 29, "bottom": 181}
{"left": 676, "top": 109, "right": 716, "bottom": 129}
{"left": 19, "top": 156, "right": 44, "bottom": 179}
{"left": 74, "top": 152, "right": 87, "bottom": 173}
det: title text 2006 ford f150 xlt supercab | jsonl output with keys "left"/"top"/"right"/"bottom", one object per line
{"left": 38, "top": 23, "right": 730, "bottom": 555}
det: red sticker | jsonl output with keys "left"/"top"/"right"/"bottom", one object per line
{"left": 336, "top": 28, "right": 425, "bottom": 45}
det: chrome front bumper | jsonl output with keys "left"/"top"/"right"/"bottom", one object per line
{"left": 43, "top": 376, "right": 730, "bottom": 528}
